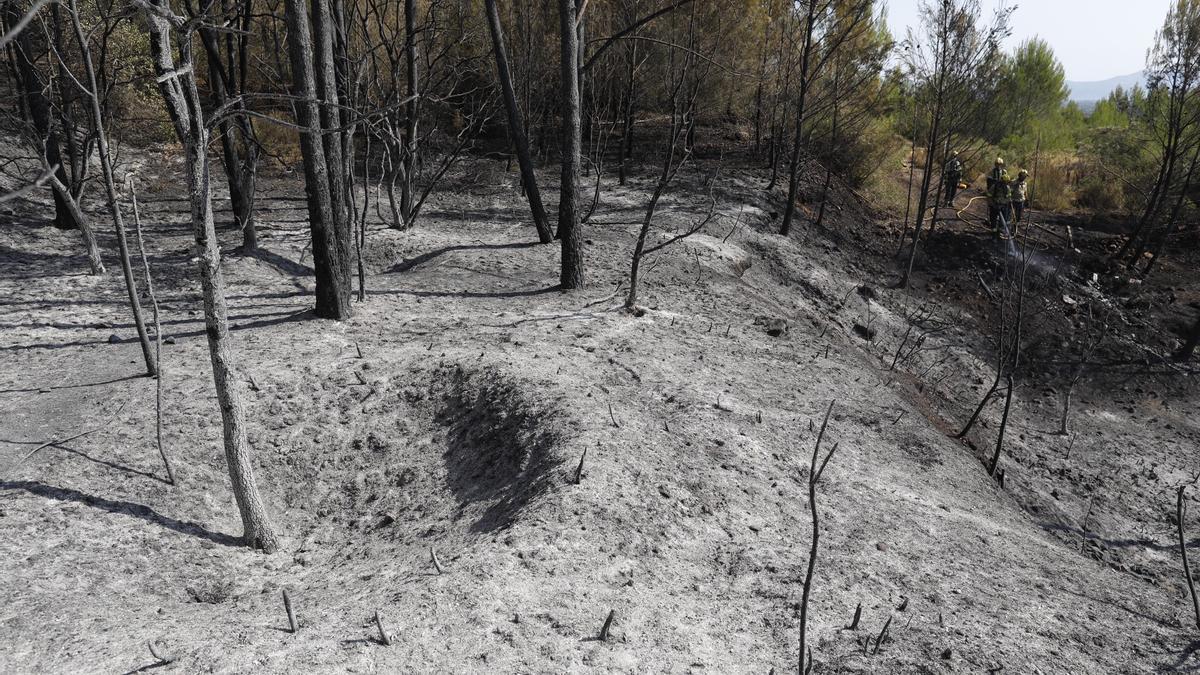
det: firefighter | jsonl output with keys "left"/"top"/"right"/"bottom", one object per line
{"left": 943, "top": 151, "right": 964, "bottom": 206}
{"left": 1011, "top": 169, "right": 1029, "bottom": 224}
{"left": 988, "top": 158, "right": 1012, "bottom": 237}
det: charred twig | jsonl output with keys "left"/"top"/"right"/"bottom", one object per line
{"left": 872, "top": 615, "right": 892, "bottom": 655}
{"left": 599, "top": 609, "right": 616, "bottom": 641}
{"left": 374, "top": 610, "right": 392, "bottom": 646}
{"left": 574, "top": 448, "right": 588, "bottom": 485}
{"left": 608, "top": 402, "right": 620, "bottom": 428}
{"left": 282, "top": 589, "right": 298, "bottom": 633}
{"left": 846, "top": 603, "right": 862, "bottom": 630}
{"left": 430, "top": 547, "right": 443, "bottom": 575}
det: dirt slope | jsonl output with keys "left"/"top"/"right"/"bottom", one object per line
{"left": 0, "top": 160, "right": 1195, "bottom": 673}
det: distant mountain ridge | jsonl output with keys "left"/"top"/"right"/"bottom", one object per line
{"left": 1067, "top": 71, "right": 1145, "bottom": 103}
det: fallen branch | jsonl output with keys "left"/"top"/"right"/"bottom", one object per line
{"left": 10, "top": 428, "right": 101, "bottom": 470}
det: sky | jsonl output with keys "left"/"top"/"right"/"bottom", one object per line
{"left": 885, "top": 0, "right": 1170, "bottom": 82}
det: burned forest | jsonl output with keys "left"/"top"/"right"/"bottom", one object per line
{"left": 2, "top": 0, "right": 1200, "bottom": 672}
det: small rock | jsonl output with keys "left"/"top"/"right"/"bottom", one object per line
{"left": 941, "top": 648, "right": 953, "bottom": 660}
{"left": 163, "top": 336, "right": 177, "bottom": 345}
{"left": 876, "top": 542, "right": 889, "bottom": 552}
{"left": 107, "top": 334, "right": 121, "bottom": 344}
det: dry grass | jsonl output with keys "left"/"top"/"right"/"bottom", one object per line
{"left": 1030, "top": 153, "right": 1075, "bottom": 212}
{"left": 861, "top": 136, "right": 917, "bottom": 216}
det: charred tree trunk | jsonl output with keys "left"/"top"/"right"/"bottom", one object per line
{"left": 284, "top": 0, "right": 352, "bottom": 319}
{"left": 142, "top": 2, "right": 280, "bottom": 551}
{"left": 484, "top": 0, "right": 552, "bottom": 243}
{"left": 199, "top": 0, "right": 259, "bottom": 251}
{"left": 400, "top": 0, "right": 418, "bottom": 224}
{"left": 557, "top": 0, "right": 584, "bottom": 289}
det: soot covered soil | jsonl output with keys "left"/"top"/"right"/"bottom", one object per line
{"left": 1, "top": 155, "right": 1198, "bottom": 673}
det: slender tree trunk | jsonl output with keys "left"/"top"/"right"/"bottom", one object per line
{"left": 142, "top": 3, "right": 280, "bottom": 551}
{"left": 988, "top": 374, "right": 1014, "bottom": 477}
{"left": 618, "top": 36, "right": 638, "bottom": 186}
{"left": 900, "top": 56, "right": 947, "bottom": 288}
{"left": 752, "top": 14, "right": 769, "bottom": 156}
{"left": 485, "top": 0, "right": 552, "bottom": 243}
{"left": 400, "top": 0, "right": 418, "bottom": 224}
{"left": 67, "top": 0, "right": 156, "bottom": 376}
{"left": 779, "top": 4, "right": 817, "bottom": 237}
{"left": 557, "top": 0, "right": 584, "bottom": 288}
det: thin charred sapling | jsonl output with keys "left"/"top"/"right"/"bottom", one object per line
{"left": 987, "top": 234, "right": 1032, "bottom": 479}
{"left": 798, "top": 400, "right": 841, "bottom": 674}
{"left": 63, "top": 0, "right": 157, "bottom": 375}
{"left": 1179, "top": 485, "right": 1200, "bottom": 630}
{"left": 130, "top": 178, "right": 175, "bottom": 485}
{"left": 624, "top": 3, "right": 716, "bottom": 312}
{"left": 484, "top": 0, "right": 552, "bottom": 243}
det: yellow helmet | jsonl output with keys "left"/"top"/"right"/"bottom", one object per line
{"left": 996, "top": 157, "right": 1005, "bottom": 166}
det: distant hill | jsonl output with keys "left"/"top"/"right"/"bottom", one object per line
{"left": 1067, "top": 71, "right": 1145, "bottom": 103}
